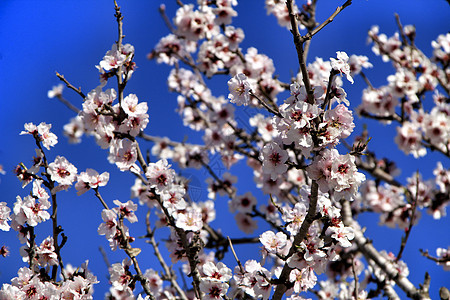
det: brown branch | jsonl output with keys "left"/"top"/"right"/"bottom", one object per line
{"left": 341, "top": 200, "right": 431, "bottom": 299}
{"left": 366, "top": 257, "right": 401, "bottom": 300}
{"left": 272, "top": 180, "right": 319, "bottom": 299}
{"left": 286, "top": 0, "right": 314, "bottom": 104}
{"left": 420, "top": 249, "right": 450, "bottom": 264}
{"left": 249, "top": 91, "right": 283, "bottom": 118}
{"left": 300, "top": 0, "right": 353, "bottom": 43}
{"left": 145, "top": 211, "right": 188, "bottom": 300}
{"left": 55, "top": 95, "right": 81, "bottom": 114}
{"left": 355, "top": 157, "right": 402, "bottom": 187}
{"left": 352, "top": 254, "right": 359, "bottom": 299}
{"left": 396, "top": 172, "right": 419, "bottom": 261}
{"left": 359, "top": 71, "right": 374, "bottom": 90}
{"left": 395, "top": 13, "right": 408, "bottom": 47}
{"left": 158, "top": 4, "right": 175, "bottom": 33}
{"left": 55, "top": 72, "right": 86, "bottom": 99}
{"left": 228, "top": 236, "right": 245, "bottom": 274}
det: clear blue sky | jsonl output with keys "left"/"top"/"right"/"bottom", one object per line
{"left": 0, "top": 0, "right": 449, "bottom": 298}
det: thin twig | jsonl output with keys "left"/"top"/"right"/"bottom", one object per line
{"left": 395, "top": 13, "right": 408, "bottom": 46}
{"left": 272, "top": 180, "right": 319, "bottom": 299}
{"left": 396, "top": 171, "right": 420, "bottom": 261}
{"left": 158, "top": 4, "right": 175, "bottom": 33}
{"left": 55, "top": 72, "right": 86, "bottom": 99}
{"left": 55, "top": 95, "right": 81, "bottom": 114}
{"left": 250, "top": 91, "right": 283, "bottom": 118}
{"left": 93, "top": 188, "right": 110, "bottom": 210}
{"left": 341, "top": 200, "right": 430, "bottom": 299}
{"left": 352, "top": 255, "right": 359, "bottom": 299}
{"left": 145, "top": 211, "right": 188, "bottom": 300}
{"left": 228, "top": 236, "right": 244, "bottom": 274}
{"left": 300, "top": 0, "right": 353, "bottom": 43}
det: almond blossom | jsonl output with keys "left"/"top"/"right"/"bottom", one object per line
{"left": 146, "top": 158, "right": 176, "bottom": 193}
{"left": 202, "top": 261, "right": 232, "bottom": 282}
{"left": 259, "top": 230, "right": 288, "bottom": 254}
{"left": 227, "top": 73, "right": 252, "bottom": 106}
{"left": 20, "top": 122, "right": 58, "bottom": 150}
{"left": 199, "top": 280, "right": 229, "bottom": 300}
{"left": 330, "top": 51, "right": 354, "bottom": 84}
{"left": 175, "top": 207, "right": 203, "bottom": 232}
{"left": 97, "top": 209, "right": 118, "bottom": 239}
{"left": 13, "top": 195, "right": 51, "bottom": 227}
{"left": 0, "top": 202, "right": 12, "bottom": 231}
{"left": 48, "top": 155, "right": 78, "bottom": 186}
{"left": 260, "top": 141, "right": 288, "bottom": 180}
{"left": 113, "top": 200, "right": 138, "bottom": 223}
{"left": 75, "top": 168, "right": 110, "bottom": 195}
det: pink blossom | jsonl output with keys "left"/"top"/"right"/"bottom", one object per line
{"left": 97, "top": 209, "right": 118, "bottom": 239}
{"left": 259, "top": 230, "right": 288, "bottom": 254}
{"left": 327, "top": 224, "right": 355, "bottom": 248}
{"left": 14, "top": 195, "right": 51, "bottom": 227}
{"left": 113, "top": 200, "right": 138, "bottom": 223}
{"left": 436, "top": 247, "right": 450, "bottom": 271}
{"left": 199, "top": 280, "right": 229, "bottom": 300}
{"left": 36, "top": 236, "right": 58, "bottom": 267}
{"left": 20, "top": 122, "right": 58, "bottom": 150}
{"left": 330, "top": 51, "right": 354, "bottom": 84}
{"left": 229, "top": 192, "right": 257, "bottom": 213}
{"left": 0, "top": 202, "right": 11, "bottom": 231}
{"left": 227, "top": 73, "right": 252, "bottom": 106}
{"left": 75, "top": 168, "right": 110, "bottom": 195}
{"left": 202, "top": 261, "right": 232, "bottom": 282}
{"left": 175, "top": 208, "right": 203, "bottom": 232}
{"left": 146, "top": 159, "right": 176, "bottom": 193}
{"left": 395, "top": 122, "right": 427, "bottom": 158}
{"left": 283, "top": 202, "right": 307, "bottom": 235}
{"left": 260, "top": 142, "right": 288, "bottom": 180}
{"left": 47, "top": 83, "right": 64, "bottom": 99}
{"left": 289, "top": 267, "right": 317, "bottom": 293}
{"left": 108, "top": 138, "right": 139, "bottom": 171}
{"left": 160, "top": 184, "right": 187, "bottom": 213}
{"left": 144, "top": 268, "right": 163, "bottom": 293}
{"left": 234, "top": 212, "right": 258, "bottom": 234}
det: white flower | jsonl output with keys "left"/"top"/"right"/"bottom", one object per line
{"left": 15, "top": 195, "right": 51, "bottom": 227}
{"left": 97, "top": 209, "right": 117, "bottom": 239}
{"left": 200, "top": 280, "right": 229, "bottom": 300}
{"left": 20, "top": 122, "right": 58, "bottom": 150}
{"left": 202, "top": 261, "right": 232, "bottom": 282}
{"left": 47, "top": 84, "right": 64, "bottom": 99}
{"left": 0, "top": 202, "right": 11, "bottom": 231}
{"left": 108, "top": 139, "right": 139, "bottom": 172}
{"left": 327, "top": 224, "right": 355, "bottom": 248}
{"left": 283, "top": 202, "right": 307, "bottom": 235}
{"left": 229, "top": 192, "right": 257, "bottom": 213}
{"left": 48, "top": 156, "right": 77, "bottom": 186}
{"left": 121, "top": 94, "right": 148, "bottom": 118}
{"left": 144, "top": 269, "right": 163, "bottom": 293}
{"left": 260, "top": 142, "right": 288, "bottom": 180}
{"left": 113, "top": 200, "right": 138, "bottom": 223}
{"left": 289, "top": 267, "right": 317, "bottom": 293}
{"left": 234, "top": 212, "right": 258, "bottom": 234}
{"left": 330, "top": 51, "right": 354, "bottom": 84}
{"left": 146, "top": 159, "right": 176, "bottom": 193}
{"left": 227, "top": 73, "right": 252, "bottom": 106}
{"left": 175, "top": 208, "right": 203, "bottom": 231}
{"left": 75, "top": 168, "right": 110, "bottom": 195}
{"left": 259, "top": 230, "right": 288, "bottom": 254}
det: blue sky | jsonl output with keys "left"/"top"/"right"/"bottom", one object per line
{"left": 1, "top": 0, "right": 449, "bottom": 298}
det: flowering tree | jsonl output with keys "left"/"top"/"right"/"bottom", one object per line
{"left": 1, "top": 0, "right": 449, "bottom": 299}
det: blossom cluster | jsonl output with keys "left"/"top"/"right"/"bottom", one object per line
{"left": 1, "top": 0, "right": 449, "bottom": 299}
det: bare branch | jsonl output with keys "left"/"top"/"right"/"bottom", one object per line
{"left": 55, "top": 71, "right": 86, "bottom": 99}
